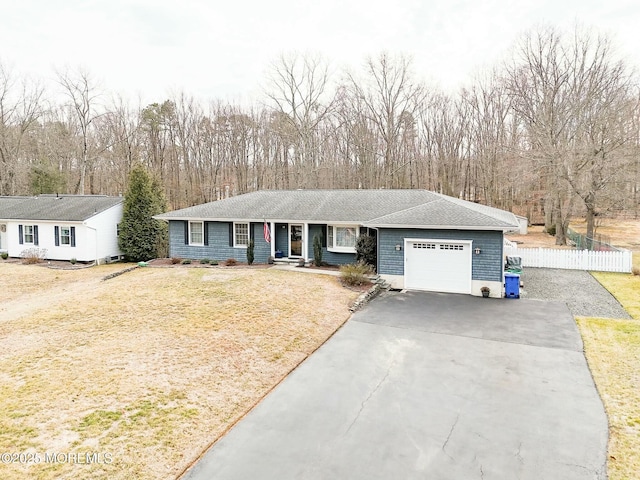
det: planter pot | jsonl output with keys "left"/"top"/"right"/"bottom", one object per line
{"left": 481, "top": 290, "right": 490, "bottom": 298}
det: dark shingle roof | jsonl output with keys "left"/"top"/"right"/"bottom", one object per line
{"left": 156, "top": 190, "right": 519, "bottom": 230}
{"left": 0, "top": 195, "right": 123, "bottom": 221}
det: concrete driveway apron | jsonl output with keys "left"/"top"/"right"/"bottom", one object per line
{"left": 182, "top": 291, "right": 608, "bottom": 480}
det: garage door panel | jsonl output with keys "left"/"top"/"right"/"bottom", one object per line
{"left": 405, "top": 240, "right": 472, "bottom": 294}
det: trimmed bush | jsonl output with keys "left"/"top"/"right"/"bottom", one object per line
{"left": 356, "top": 234, "right": 377, "bottom": 270}
{"left": 210, "top": 259, "right": 219, "bottom": 266}
{"left": 181, "top": 259, "right": 192, "bottom": 265}
{"left": 1, "top": 252, "right": 8, "bottom": 260}
{"left": 171, "top": 257, "right": 182, "bottom": 264}
{"left": 340, "top": 261, "right": 374, "bottom": 286}
{"left": 70, "top": 258, "right": 77, "bottom": 265}
{"left": 247, "top": 239, "right": 255, "bottom": 265}
{"left": 200, "top": 258, "right": 210, "bottom": 264}
{"left": 225, "top": 258, "right": 238, "bottom": 266}
{"left": 313, "top": 234, "right": 323, "bottom": 266}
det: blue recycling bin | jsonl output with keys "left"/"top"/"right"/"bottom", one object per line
{"left": 505, "top": 273, "right": 520, "bottom": 298}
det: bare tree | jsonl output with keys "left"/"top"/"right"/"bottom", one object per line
{"left": 0, "top": 63, "right": 44, "bottom": 194}
{"left": 346, "top": 53, "right": 427, "bottom": 188}
{"left": 57, "top": 68, "right": 104, "bottom": 194}
{"left": 507, "top": 26, "right": 638, "bottom": 243}
{"left": 506, "top": 27, "right": 577, "bottom": 243}
{"left": 264, "top": 53, "right": 335, "bottom": 187}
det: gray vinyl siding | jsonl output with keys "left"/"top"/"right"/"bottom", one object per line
{"left": 168, "top": 221, "right": 271, "bottom": 263}
{"left": 307, "top": 224, "right": 356, "bottom": 265}
{"left": 378, "top": 228, "right": 504, "bottom": 281}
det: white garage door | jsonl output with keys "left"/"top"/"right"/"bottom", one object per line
{"left": 404, "top": 239, "right": 472, "bottom": 294}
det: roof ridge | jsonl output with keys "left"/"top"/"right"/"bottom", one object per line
{"left": 431, "top": 192, "right": 518, "bottom": 223}
{"left": 368, "top": 196, "right": 440, "bottom": 223}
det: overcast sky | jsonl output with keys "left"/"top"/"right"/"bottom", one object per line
{"left": 1, "top": 0, "right": 639, "bottom": 105}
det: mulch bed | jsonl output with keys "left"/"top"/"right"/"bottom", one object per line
{"left": 147, "top": 258, "right": 271, "bottom": 268}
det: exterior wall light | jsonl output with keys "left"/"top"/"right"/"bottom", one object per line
{"left": 474, "top": 247, "right": 481, "bottom": 255}
{"left": 395, "top": 244, "right": 402, "bottom": 251}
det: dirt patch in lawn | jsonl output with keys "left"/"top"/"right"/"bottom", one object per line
{"left": 0, "top": 264, "right": 359, "bottom": 480}
{"left": 505, "top": 225, "right": 573, "bottom": 249}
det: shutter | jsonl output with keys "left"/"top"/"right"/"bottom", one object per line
{"left": 18, "top": 225, "right": 23, "bottom": 244}
{"left": 204, "top": 222, "right": 209, "bottom": 246}
{"left": 321, "top": 225, "right": 327, "bottom": 248}
{"left": 33, "top": 226, "right": 39, "bottom": 246}
{"left": 70, "top": 226, "right": 76, "bottom": 247}
{"left": 249, "top": 223, "right": 255, "bottom": 241}
{"left": 228, "top": 223, "right": 233, "bottom": 246}
{"left": 184, "top": 221, "right": 189, "bottom": 245}
{"left": 55, "top": 226, "right": 60, "bottom": 246}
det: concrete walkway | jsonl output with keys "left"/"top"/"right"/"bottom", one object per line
{"left": 182, "top": 291, "right": 608, "bottom": 480}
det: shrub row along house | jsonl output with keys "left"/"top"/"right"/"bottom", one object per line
{"left": 155, "top": 190, "right": 520, "bottom": 297}
{"left": 0, "top": 195, "right": 123, "bottom": 263}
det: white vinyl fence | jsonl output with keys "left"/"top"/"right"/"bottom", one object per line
{"left": 504, "top": 246, "right": 633, "bottom": 273}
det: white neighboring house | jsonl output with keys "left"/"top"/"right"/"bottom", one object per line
{"left": 0, "top": 195, "right": 124, "bottom": 263}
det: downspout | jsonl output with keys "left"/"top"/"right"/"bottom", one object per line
{"left": 368, "top": 226, "right": 380, "bottom": 273}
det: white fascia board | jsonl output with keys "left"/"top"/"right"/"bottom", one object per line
{"left": 4, "top": 219, "right": 84, "bottom": 224}
{"left": 154, "top": 217, "right": 365, "bottom": 225}
{"left": 83, "top": 201, "right": 124, "bottom": 221}
{"left": 404, "top": 237, "right": 473, "bottom": 244}
{"left": 363, "top": 223, "right": 518, "bottom": 231}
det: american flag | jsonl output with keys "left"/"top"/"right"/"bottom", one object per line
{"left": 263, "top": 221, "right": 271, "bottom": 243}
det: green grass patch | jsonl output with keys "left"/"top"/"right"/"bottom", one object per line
{"left": 577, "top": 317, "right": 640, "bottom": 480}
{"left": 77, "top": 409, "right": 123, "bottom": 436}
{"left": 592, "top": 271, "right": 640, "bottom": 320}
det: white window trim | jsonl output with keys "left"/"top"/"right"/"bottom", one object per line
{"left": 234, "top": 222, "right": 249, "bottom": 248}
{"left": 23, "top": 225, "right": 35, "bottom": 245}
{"left": 59, "top": 226, "right": 72, "bottom": 247}
{"left": 327, "top": 225, "right": 360, "bottom": 253}
{"left": 189, "top": 221, "right": 204, "bottom": 246}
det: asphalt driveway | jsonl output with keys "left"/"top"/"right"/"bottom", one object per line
{"left": 182, "top": 291, "right": 608, "bottom": 480}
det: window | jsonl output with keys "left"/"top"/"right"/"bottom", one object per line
{"left": 189, "top": 221, "right": 204, "bottom": 245}
{"left": 327, "top": 225, "right": 359, "bottom": 252}
{"left": 55, "top": 226, "right": 76, "bottom": 247}
{"left": 440, "top": 244, "right": 464, "bottom": 251}
{"left": 234, "top": 222, "right": 249, "bottom": 247}
{"left": 413, "top": 243, "right": 436, "bottom": 249}
{"left": 60, "top": 227, "right": 71, "bottom": 246}
{"left": 24, "top": 225, "right": 34, "bottom": 244}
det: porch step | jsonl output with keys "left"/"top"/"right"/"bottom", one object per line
{"left": 272, "top": 257, "right": 309, "bottom": 266}
{"left": 368, "top": 274, "right": 391, "bottom": 290}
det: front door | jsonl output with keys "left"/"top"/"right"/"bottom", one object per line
{"left": 289, "top": 224, "right": 303, "bottom": 257}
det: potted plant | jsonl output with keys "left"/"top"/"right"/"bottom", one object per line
{"left": 480, "top": 286, "right": 490, "bottom": 298}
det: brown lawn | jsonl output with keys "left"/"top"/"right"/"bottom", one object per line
{"left": 0, "top": 263, "right": 359, "bottom": 480}
{"left": 507, "top": 219, "right": 640, "bottom": 251}
{"left": 505, "top": 225, "right": 573, "bottom": 249}
{"left": 570, "top": 218, "right": 640, "bottom": 251}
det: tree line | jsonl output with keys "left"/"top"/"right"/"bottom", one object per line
{"left": 1, "top": 25, "right": 639, "bottom": 243}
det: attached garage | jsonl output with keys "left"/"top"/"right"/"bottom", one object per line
{"left": 404, "top": 239, "right": 472, "bottom": 294}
